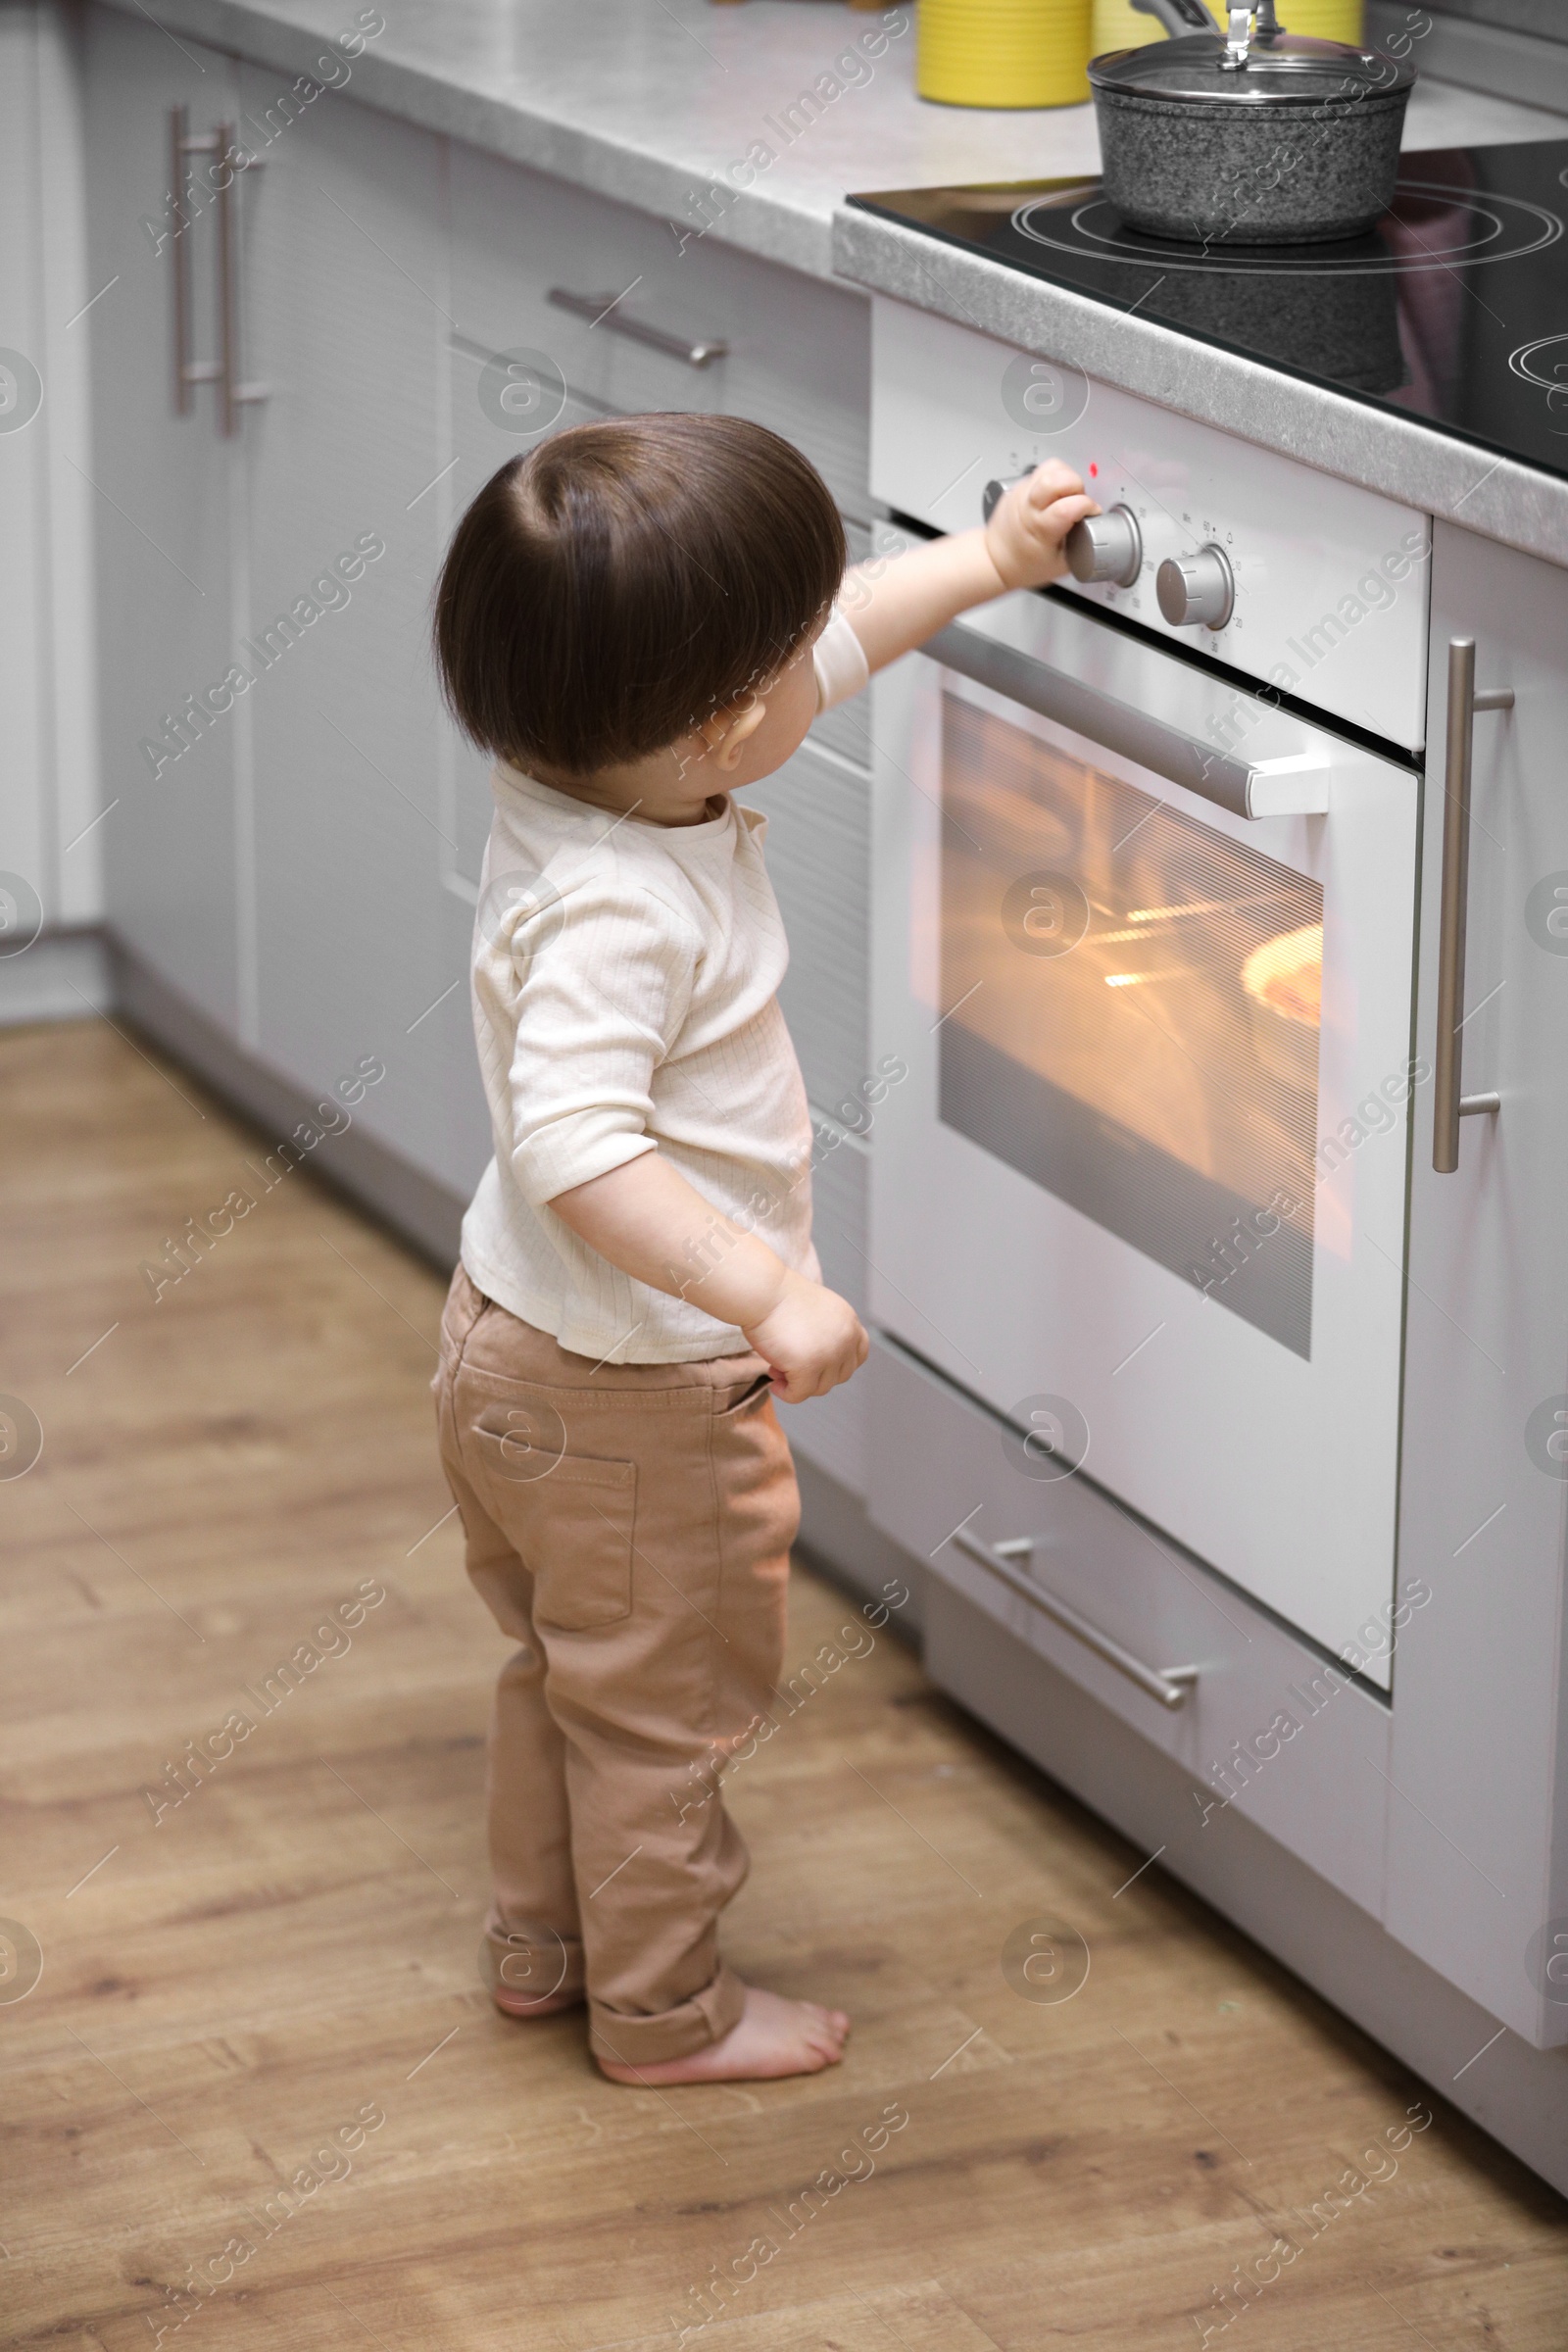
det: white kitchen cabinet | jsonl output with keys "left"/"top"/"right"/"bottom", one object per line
{"left": 86, "top": 21, "right": 877, "bottom": 1243}
{"left": 1391, "top": 522, "right": 1568, "bottom": 2046}
{"left": 85, "top": 12, "right": 245, "bottom": 1029}
{"left": 447, "top": 144, "right": 870, "bottom": 520}
{"left": 786, "top": 1130, "right": 870, "bottom": 1493}
{"left": 0, "top": 0, "right": 100, "bottom": 981}
{"left": 443, "top": 141, "right": 879, "bottom": 1500}
{"left": 739, "top": 738, "right": 870, "bottom": 1120}
{"left": 85, "top": 23, "right": 492, "bottom": 1208}
{"left": 83, "top": 8, "right": 879, "bottom": 1489}
{"left": 235, "top": 62, "right": 466, "bottom": 1183}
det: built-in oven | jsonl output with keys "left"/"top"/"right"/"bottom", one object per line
{"left": 870, "top": 581, "right": 1421, "bottom": 1685}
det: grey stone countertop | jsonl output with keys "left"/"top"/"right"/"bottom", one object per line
{"left": 106, "top": 0, "right": 1568, "bottom": 561}
{"left": 105, "top": 0, "right": 1561, "bottom": 275}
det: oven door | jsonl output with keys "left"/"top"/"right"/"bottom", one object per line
{"left": 870, "top": 589, "right": 1420, "bottom": 1682}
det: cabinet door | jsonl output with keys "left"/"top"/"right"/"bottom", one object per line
{"left": 1392, "top": 522, "right": 1568, "bottom": 2046}
{"left": 86, "top": 10, "right": 242, "bottom": 1028}
{"left": 237, "top": 65, "right": 467, "bottom": 1179}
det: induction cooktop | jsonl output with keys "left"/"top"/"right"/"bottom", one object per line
{"left": 848, "top": 138, "right": 1568, "bottom": 481}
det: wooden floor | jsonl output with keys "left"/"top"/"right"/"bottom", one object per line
{"left": 3, "top": 1019, "right": 1566, "bottom": 2352}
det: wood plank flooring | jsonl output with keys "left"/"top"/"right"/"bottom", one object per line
{"left": 2, "top": 1017, "right": 1565, "bottom": 2352}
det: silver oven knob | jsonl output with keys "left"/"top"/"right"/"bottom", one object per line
{"left": 1066, "top": 505, "right": 1143, "bottom": 587}
{"left": 1156, "top": 544, "right": 1235, "bottom": 630}
{"left": 982, "top": 467, "right": 1034, "bottom": 523}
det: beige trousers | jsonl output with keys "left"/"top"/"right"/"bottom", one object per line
{"left": 432, "top": 1265, "right": 798, "bottom": 2065}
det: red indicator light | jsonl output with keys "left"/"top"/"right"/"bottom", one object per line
{"left": 1088, "top": 462, "right": 1099, "bottom": 477}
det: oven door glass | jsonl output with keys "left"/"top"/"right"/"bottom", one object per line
{"left": 941, "top": 689, "right": 1323, "bottom": 1359}
{"left": 870, "top": 593, "right": 1420, "bottom": 1679}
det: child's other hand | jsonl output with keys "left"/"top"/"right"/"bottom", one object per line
{"left": 985, "top": 461, "right": 1100, "bottom": 593}
{"left": 744, "top": 1272, "right": 868, "bottom": 1403}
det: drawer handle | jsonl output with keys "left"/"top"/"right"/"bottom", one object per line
{"left": 951, "top": 1526, "right": 1199, "bottom": 1710}
{"left": 1432, "top": 636, "right": 1512, "bottom": 1173}
{"left": 547, "top": 287, "right": 728, "bottom": 369}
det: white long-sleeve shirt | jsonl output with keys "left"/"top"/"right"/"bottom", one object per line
{"left": 459, "top": 610, "right": 869, "bottom": 1363}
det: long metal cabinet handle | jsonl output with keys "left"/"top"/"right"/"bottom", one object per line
{"left": 547, "top": 286, "right": 729, "bottom": 368}
{"left": 216, "top": 124, "right": 239, "bottom": 437}
{"left": 1433, "top": 636, "right": 1512, "bottom": 1173}
{"left": 214, "top": 126, "right": 269, "bottom": 437}
{"left": 170, "top": 108, "right": 220, "bottom": 413}
{"left": 951, "top": 1526, "right": 1199, "bottom": 1709}
{"left": 925, "top": 620, "right": 1326, "bottom": 821}
{"left": 169, "top": 114, "right": 267, "bottom": 433}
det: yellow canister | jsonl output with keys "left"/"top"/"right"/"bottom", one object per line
{"left": 918, "top": 0, "right": 1095, "bottom": 109}
{"left": 1272, "top": 0, "right": 1364, "bottom": 34}
{"left": 1090, "top": 0, "right": 1363, "bottom": 50}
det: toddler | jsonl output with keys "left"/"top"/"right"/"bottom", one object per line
{"left": 430, "top": 411, "right": 1095, "bottom": 2083}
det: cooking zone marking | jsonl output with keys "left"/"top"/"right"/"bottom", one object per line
{"left": 1509, "top": 332, "right": 1568, "bottom": 424}
{"left": 1011, "top": 182, "right": 1563, "bottom": 277}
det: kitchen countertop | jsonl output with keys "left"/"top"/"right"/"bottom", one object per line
{"left": 104, "top": 0, "right": 1565, "bottom": 278}
{"left": 105, "top": 0, "right": 1568, "bottom": 563}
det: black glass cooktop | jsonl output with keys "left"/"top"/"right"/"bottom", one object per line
{"left": 849, "top": 138, "right": 1568, "bottom": 481}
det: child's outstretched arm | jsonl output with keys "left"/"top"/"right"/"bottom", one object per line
{"left": 839, "top": 461, "right": 1100, "bottom": 675}
{"left": 551, "top": 1154, "right": 866, "bottom": 1402}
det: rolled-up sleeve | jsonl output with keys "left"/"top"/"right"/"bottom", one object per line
{"left": 485, "top": 881, "right": 700, "bottom": 1206}
{"left": 812, "top": 606, "right": 870, "bottom": 712}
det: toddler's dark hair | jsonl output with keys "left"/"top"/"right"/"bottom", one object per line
{"left": 433, "top": 412, "right": 846, "bottom": 776}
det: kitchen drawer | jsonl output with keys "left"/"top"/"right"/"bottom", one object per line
{"left": 739, "top": 740, "right": 869, "bottom": 1117}
{"left": 450, "top": 146, "right": 869, "bottom": 515}
{"left": 810, "top": 1126, "right": 869, "bottom": 1322}
{"left": 788, "top": 1134, "right": 870, "bottom": 1493}
{"left": 810, "top": 518, "right": 875, "bottom": 771}
{"left": 868, "top": 1335, "right": 1393, "bottom": 1917}
{"left": 809, "top": 683, "right": 873, "bottom": 773}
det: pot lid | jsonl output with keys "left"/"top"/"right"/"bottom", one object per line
{"left": 1089, "top": 31, "right": 1415, "bottom": 105}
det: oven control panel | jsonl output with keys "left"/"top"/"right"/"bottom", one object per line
{"left": 870, "top": 297, "right": 1430, "bottom": 755}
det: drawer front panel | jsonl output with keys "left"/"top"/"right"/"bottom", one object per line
{"left": 451, "top": 147, "right": 869, "bottom": 514}
{"left": 783, "top": 1132, "right": 869, "bottom": 1493}
{"left": 868, "top": 1336, "right": 1392, "bottom": 1915}
{"left": 810, "top": 519, "right": 875, "bottom": 770}
{"left": 741, "top": 741, "right": 870, "bottom": 1118}
{"left": 809, "top": 1129, "right": 869, "bottom": 1322}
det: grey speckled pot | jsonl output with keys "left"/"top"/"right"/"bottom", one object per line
{"left": 1095, "top": 83, "right": 1410, "bottom": 245}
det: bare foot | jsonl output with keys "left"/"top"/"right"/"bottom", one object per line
{"left": 492, "top": 1984, "right": 584, "bottom": 2019}
{"left": 595, "top": 1984, "right": 850, "bottom": 2084}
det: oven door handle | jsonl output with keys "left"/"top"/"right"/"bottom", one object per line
{"left": 924, "top": 620, "right": 1329, "bottom": 821}
{"left": 950, "top": 1527, "right": 1200, "bottom": 1709}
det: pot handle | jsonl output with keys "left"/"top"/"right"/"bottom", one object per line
{"left": 1129, "top": 0, "right": 1223, "bottom": 34}
{"left": 1128, "top": 0, "right": 1289, "bottom": 34}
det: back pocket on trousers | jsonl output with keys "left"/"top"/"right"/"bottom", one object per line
{"left": 508, "top": 1453, "right": 636, "bottom": 1631}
